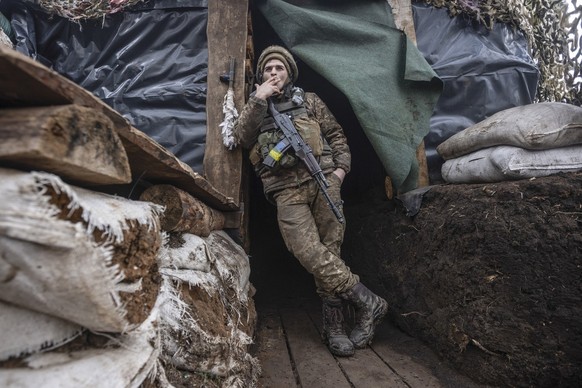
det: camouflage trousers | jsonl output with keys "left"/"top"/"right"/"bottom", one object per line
{"left": 271, "top": 172, "right": 359, "bottom": 298}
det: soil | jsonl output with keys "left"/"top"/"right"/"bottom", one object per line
{"left": 341, "top": 171, "right": 582, "bottom": 387}
{"left": 46, "top": 185, "right": 162, "bottom": 325}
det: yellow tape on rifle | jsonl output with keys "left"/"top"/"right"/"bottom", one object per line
{"left": 269, "top": 148, "right": 283, "bottom": 161}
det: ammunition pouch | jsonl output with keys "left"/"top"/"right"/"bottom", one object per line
{"left": 250, "top": 102, "right": 324, "bottom": 172}
{"left": 253, "top": 129, "right": 298, "bottom": 170}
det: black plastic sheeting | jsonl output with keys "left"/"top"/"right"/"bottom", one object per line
{"left": 412, "top": 3, "right": 539, "bottom": 184}
{"left": 3, "top": 0, "right": 209, "bottom": 174}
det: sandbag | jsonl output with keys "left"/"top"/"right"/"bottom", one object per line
{"left": 157, "top": 231, "right": 259, "bottom": 387}
{"left": 0, "top": 168, "right": 163, "bottom": 333}
{"left": 0, "top": 301, "right": 83, "bottom": 362}
{"left": 0, "top": 303, "right": 162, "bottom": 388}
{"left": 437, "top": 103, "right": 582, "bottom": 160}
{"left": 441, "top": 145, "right": 582, "bottom": 183}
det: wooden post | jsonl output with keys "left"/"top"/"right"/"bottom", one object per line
{"left": 204, "top": 0, "right": 249, "bottom": 207}
{"left": 385, "top": 0, "right": 430, "bottom": 197}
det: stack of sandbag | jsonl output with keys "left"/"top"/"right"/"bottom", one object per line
{"left": 0, "top": 167, "right": 168, "bottom": 387}
{"left": 157, "top": 231, "right": 260, "bottom": 387}
{"left": 438, "top": 103, "right": 582, "bottom": 183}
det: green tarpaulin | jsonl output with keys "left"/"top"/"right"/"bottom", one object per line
{"left": 256, "top": 0, "right": 442, "bottom": 192}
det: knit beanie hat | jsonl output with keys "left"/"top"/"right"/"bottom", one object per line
{"left": 256, "top": 45, "right": 299, "bottom": 83}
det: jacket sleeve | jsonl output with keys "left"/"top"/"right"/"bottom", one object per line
{"left": 233, "top": 95, "right": 268, "bottom": 149}
{"left": 306, "top": 93, "right": 351, "bottom": 174}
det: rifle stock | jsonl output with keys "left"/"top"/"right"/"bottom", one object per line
{"left": 266, "top": 100, "right": 345, "bottom": 223}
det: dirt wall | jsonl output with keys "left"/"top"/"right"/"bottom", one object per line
{"left": 342, "top": 172, "right": 582, "bottom": 387}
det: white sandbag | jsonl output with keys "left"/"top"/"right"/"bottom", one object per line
{"left": 157, "top": 231, "right": 260, "bottom": 385}
{"left": 437, "top": 102, "right": 582, "bottom": 160}
{"left": 0, "top": 305, "right": 161, "bottom": 388}
{"left": 159, "top": 231, "right": 250, "bottom": 303}
{"left": 0, "top": 168, "right": 163, "bottom": 332}
{"left": 207, "top": 231, "right": 251, "bottom": 303}
{"left": 159, "top": 233, "right": 213, "bottom": 272}
{"left": 441, "top": 145, "right": 582, "bottom": 183}
{"left": 0, "top": 301, "right": 83, "bottom": 362}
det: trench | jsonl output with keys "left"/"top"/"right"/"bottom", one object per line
{"left": 247, "top": 25, "right": 492, "bottom": 386}
{"left": 247, "top": 13, "right": 487, "bottom": 386}
{"left": 243, "top": 40, "right": 481, "bottom": 386}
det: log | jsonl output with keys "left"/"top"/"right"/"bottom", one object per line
{"left": 140, "top": 184, "right": 241, "bottom": 236}
{"left": 0, "top": 105, "right": 131, "bottom": 185}
{"left": 0, "top": 45, "right": 236, "bottom": 211}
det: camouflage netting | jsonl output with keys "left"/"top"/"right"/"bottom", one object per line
{"left": 417, "top": 0, "right": 581, "bottom": 105}
{"left": 34, "top": 0, "right": 146, "bottom": 20}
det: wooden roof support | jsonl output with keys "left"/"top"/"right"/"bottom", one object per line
{"left": 0, "top": 45, "right": 236, "bottom": 211}
{"left": 204, "top": 0, "right": 249, "bottom": 208}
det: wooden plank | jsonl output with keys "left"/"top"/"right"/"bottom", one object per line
{"left": 0, "top": 45, "right": 237, "bottom": 211}
{"left": 280, "top": 307, "right": 351, "bottom": 388}
{"left": 337, "top": 350, "right": 409, "bottom": 388}
{"left": 371, "top": 341, "right": 443, "bottom": 386}
{"left": 254, "top": 308, "right": 297, "bottom": 388}
{"left": 305, "top": 302, "right": 408, "bottom": 388}
{"left": 0, "top": 105, "right": 131, "bottom": 186}
{"left": 371, "top": 323, "right": 484, "bottom": 387}
{"left": 204, "top": 0, "right": 247, "bottom": 205}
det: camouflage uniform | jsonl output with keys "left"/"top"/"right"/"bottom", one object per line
{"left": 234, "top": 91, "right": 359, "bottom": 298}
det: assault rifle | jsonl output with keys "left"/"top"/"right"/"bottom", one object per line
{"left": 263, "top": 100, "right": 345, "bottom": 223}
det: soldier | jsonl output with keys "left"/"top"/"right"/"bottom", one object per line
{"left": 234, "top": 45, "right": 388, "bottom": 357}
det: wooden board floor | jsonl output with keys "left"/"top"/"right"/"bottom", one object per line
{"left": 253, "top": 295, "right": 493, "bottom": 388}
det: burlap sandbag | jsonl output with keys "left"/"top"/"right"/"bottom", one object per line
{"left": 441, "top": 145, "right": 582, "bottom": 183}
{"left": 437, "top": 103, "right": 582, "bottom": 160}
{"left": 0, "top": 168, "right": 163, "bottom": 333}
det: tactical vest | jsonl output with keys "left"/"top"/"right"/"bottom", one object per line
{"left": 250, "top": 97, "right": 324, "bottom": 170}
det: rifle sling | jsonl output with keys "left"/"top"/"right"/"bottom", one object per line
{"left": 260, "top": 105, "right": 307, "bottom": 132}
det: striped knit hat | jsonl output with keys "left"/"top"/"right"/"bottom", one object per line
{"left": 256, "top": 45, "right": 299, "bottom": 83}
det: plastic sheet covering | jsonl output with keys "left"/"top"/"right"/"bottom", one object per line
{"left": 411, "top": 2, "right": 539, "bottom": 184}
{"left": 5, "top": 0, "right": 208, "bottom": 173}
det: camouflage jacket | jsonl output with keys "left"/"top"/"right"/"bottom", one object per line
{"left": 234, "top": 91, "right": 351, "bottom": 196}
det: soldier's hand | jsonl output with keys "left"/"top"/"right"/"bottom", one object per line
{"left": 333, "top": 168, "right": 346, "bottom": 183}
{"left": 255, "top": 76, "right": 282, "bottom": 100}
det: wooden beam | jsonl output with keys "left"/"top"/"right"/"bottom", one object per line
{"left": 204, "top": 0, "right": 249, "bottom": 206}
{"left": 0, "top": 105, "right": 131, "bottom": 186}
{"left": 0, "top": 45, "right": 236, "bottom": 211}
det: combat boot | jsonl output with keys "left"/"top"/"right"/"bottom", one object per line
{"left": 322, "top": 297, "right": 355, "bottom": 357}
{"left": 340, "top": 282, "right": 388, "bottom": 348}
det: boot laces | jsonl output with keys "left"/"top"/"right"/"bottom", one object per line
{"left": 324, "top": 305, "right": 345, "bottom": 336}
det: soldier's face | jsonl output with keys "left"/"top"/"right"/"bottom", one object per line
{"left": 263, "top": 59, "right": 289, "bottom": 90}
